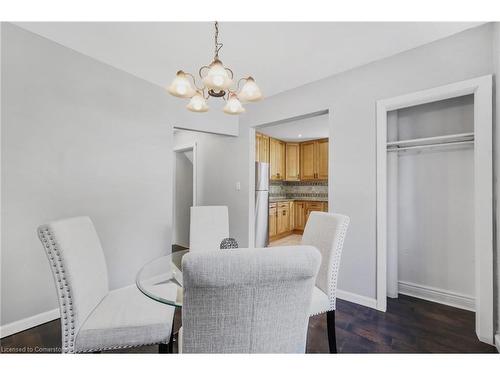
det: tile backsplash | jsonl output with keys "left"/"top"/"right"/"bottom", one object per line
{"left": 270, "top": 180, "right": 328, "bottom": 200}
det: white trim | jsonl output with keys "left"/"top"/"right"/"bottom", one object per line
{"left": 376, "top": 75, "right": 494, "bottom": 345}
{"left": 0, "top": 308, "right": 59, "bottom": 338}
{"left": 173, "top": 142, "right": 198, "bottom": 207}
{"left": 398, "top": 281, "right": 475, "bottom": 312}
{"left": 495, "top": 334, "right": 500, "bottom": 353}
{"left": 336, "top": 289, "right": 378, "bottom": 310}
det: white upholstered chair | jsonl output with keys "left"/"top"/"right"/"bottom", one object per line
{"left": 180, "top": 246, "right": 321, "bottom": 353}
{"left": 37, "top": 216, "right": 175, "bottom": 353}
{"left": 302, "top": 211, "right": 350, "bottom": 353}
{"left": 189, "top": 205, "right": 229, "bottom": 251}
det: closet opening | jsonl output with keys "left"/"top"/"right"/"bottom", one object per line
{"left": 376, "top": 76, "right": 493, "bottom": 345}
{"left": 387, "top": 95, "right": 475, "bottom": 310}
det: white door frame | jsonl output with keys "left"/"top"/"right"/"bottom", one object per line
{"left": 172, "top": 142, "right": 198, "bottom": 248}
{"left": 173, "top": 142, "right": 198, "bottom": 206}
{"left": 376, "top": 75, "right": 493, "bottom": 344}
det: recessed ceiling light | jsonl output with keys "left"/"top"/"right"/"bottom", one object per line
{"left": 298, "top": 134, "right": 302, "bottom": 138}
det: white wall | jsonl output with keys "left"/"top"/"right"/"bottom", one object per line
{"left": 173, "top": 129, "right": 249, "bottom": 247}
{"left": 173, "top": 150, "right": 193, "bottom": 248}
{"left": 0, "top": 23, "right": 176, "bottom": 327}
{"left": 241, "top": 23, "right": 494, "bottom": 301}
{"left": 395, "top": 96, "right": 475, "bottom": 300}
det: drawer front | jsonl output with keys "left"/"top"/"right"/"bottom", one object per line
{"left": 269, "top": 203, "right": 277, "bottom": 209}
{"left": 278, "top": 202, "right": 290, "bottom": 209}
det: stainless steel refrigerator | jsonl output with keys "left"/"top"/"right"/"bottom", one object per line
{"left": 255, "top": 162, "right": 269, "bottom": 247}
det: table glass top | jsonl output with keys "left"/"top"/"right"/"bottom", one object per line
{"left": 135, "top": 250, "right": 188, "bottom": 307}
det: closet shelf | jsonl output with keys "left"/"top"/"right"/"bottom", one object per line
{"left": 386, "top": 132, "right": 474, "bottom": 148}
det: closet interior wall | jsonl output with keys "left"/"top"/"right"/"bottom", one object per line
{"left": 387, "top": 95, "right": 475, "bottom": 310}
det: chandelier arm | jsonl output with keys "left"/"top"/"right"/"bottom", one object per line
{"left": 199, "top": 65, "right": 209, "bottom": 79}
{"left": 184, "top": 72, "right": 204, "bottom": 91}
{"left": 225, "top": 67, "right": 234, "bottom": 80}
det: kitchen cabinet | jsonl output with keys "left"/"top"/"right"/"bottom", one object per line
{"left": 317, "top": 138, "right": 329, "bottom": 180}
{"left": 285, "top": 143, "right": 300, "bottom": 181}
{"left": 255, "top": 132, "right": 270, "bottom": 163}
{"left": 269, "top": 203, "right": 277, "bottom": 238}
{"left": 277, "top": 202, "right": 290, "bottom": 234}
{"left": 269, "top": 200, "right": 327, "bottom": 240}
{"left": 300, "top": 138, "right": 328, "bottom": 181}
{"left": 294, "top": 201, "right": 328, "bottom": 232}
{"left": 294, "top": 201, "right": 306, "bottom": 230}
{"left": 270, "top": 138, "right": 285, "bottom": 180}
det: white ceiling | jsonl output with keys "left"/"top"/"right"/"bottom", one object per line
{"left": 15, "top": 22, "right": 483, "bottom": 98}
{"left": 259, "top": 113, "right": 329, "bottom": 142}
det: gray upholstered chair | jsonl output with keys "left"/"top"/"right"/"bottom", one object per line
{"left": 37, "top": 216, "right": 175, "bottom": 353}
{"left": 302, "top": 211, "right": 350, "bottom": 353}
{"left": 189, "top": 205, "right": 229, "bottom": 251}
{"left": 180, "top": 246, "right": 321, "bottom": 353}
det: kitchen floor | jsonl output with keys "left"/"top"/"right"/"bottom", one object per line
{"left": 269, "top": 234, "right": 302, "bottom": 246}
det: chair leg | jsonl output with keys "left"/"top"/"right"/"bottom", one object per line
{"left": 159, "top": 320, "right": 175, "bottom": 353}
{"left": 326, "top": 310, "right": 337, "bottom": 353}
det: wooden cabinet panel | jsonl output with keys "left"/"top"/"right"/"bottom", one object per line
{"left": 317, "top": 138, "right": 329, "bottom": 180}
{"left": 269, "top": 204, "right": 277, "bottom": 238}
{"left": 256, "top": 132, "right": 269, "bottom": 163}
{"left": 289, "top": 201, "right": 295, "bottom": 230}
{"left": 300, "top": 141, "right": 316, "bottom": 180}
{"left": 277, "top": 205, "right": 290, "bottom": 234}
{"left": 294, "top": 201, "right": 306, "bottom": 230}
{"left": 299, "top": 139, "right": 328, "bottom": 181}
{"left": 270, "top": 138, "right": 285, "bottom": 180}
{"left": 285, "top": 143, "right": 300, "bottom": 181}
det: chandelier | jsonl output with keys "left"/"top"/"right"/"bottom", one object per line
{"left": 167, "top": 21, "right": 263, "bottom": 115}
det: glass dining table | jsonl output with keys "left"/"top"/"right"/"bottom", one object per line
{"left": 136, "top": 249, "right": 189, "bottom": 307}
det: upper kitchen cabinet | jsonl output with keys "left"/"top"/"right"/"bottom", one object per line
{"left": 285, "top": 143, "right": 300, "bottom": 181}
{"left": 255, "top": 132, "right": 270, "bottom": 163}
{"left": 317, "top": 138, "right": 329, "bottom": 180}
{"left": 300, "top": 138, "right": 328, "bottom": 181}
{"left": 270, "top": 137, "right": 285, "bottom": 180}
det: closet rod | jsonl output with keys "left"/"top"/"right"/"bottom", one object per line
{"left": 387, "top": 140, "right": 474, "bottom": 152}
{"left": 386, "top": 132, "right": 474, "bottom": 148}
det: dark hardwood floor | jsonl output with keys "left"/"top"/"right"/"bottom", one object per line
{"left": 1, "top": 295, "right": 496, "bottom": 353}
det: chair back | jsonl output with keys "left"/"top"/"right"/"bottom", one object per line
{"left": 37, "top": 216, "right": 109, "bottom": 352}
{"left": 189, "top": 206, "right": 229, "bottom": 251}
{"left": 301, "top": 212, "right": 350, "bottom": 310}
{"left": 181, "top": 246, "right": 321, "bottom": 353}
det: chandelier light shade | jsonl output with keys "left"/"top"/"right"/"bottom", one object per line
{"left": 167, "top": 71, "right": 196, "bottom": 98}
{"left": 166, "top": 22, "right": 262, "bottom": 115}
{"left": 238, "top": 76, "right": 263, "bottom": 102}
{"left": 223, "top": 93, "right": 245, "bottom": 115}
{"left": 187, "top": 91, "right": 209, "bottom": 112}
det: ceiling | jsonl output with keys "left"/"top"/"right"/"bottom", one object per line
{"left": 259, "top": 113, "right": 329, "bottom": 142}
{"left": 16, "top": 22, "right": 483, "bottom": 98}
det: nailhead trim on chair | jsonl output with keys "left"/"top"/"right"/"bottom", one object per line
{"left": 328, "top": 216, "right": 350, "bottom": 311}
{"left": 38, "top": 226, "right": 76, "bottom": 353}
{"left": 77, "top": 340, "right": 169, "bottom": 353}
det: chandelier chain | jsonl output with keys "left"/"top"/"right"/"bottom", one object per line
{"left": 214, "top": 21, "right": 223, "bottom": 59}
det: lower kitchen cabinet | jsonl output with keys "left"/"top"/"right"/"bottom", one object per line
{"left": 269, "top": 200, "right": 327, "bottom": 241}
{"left": 269, "top": 203, "right": 277, "bottom": 238}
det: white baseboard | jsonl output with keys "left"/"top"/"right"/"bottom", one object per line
{"left": 336, "top": 289, "right": 378, "bottom": 310}
{"left": 398, "top": 281, "right": 475, "bottom": 311}
{"left": 0, "top": 308, "right": 60, "bottom": 338}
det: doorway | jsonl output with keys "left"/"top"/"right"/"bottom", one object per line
{"left": 248, "top": 109, "right": 333, "bottom": 249}
{"left": 173, "top": 143, "right": 197, "bottom": 249}
{"left": 376, "top": 76, "right": 493, "bottom": 344}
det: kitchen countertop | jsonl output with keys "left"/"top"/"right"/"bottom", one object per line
{"left": 269, "top": 197, "right": 328, "bottom": 203}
